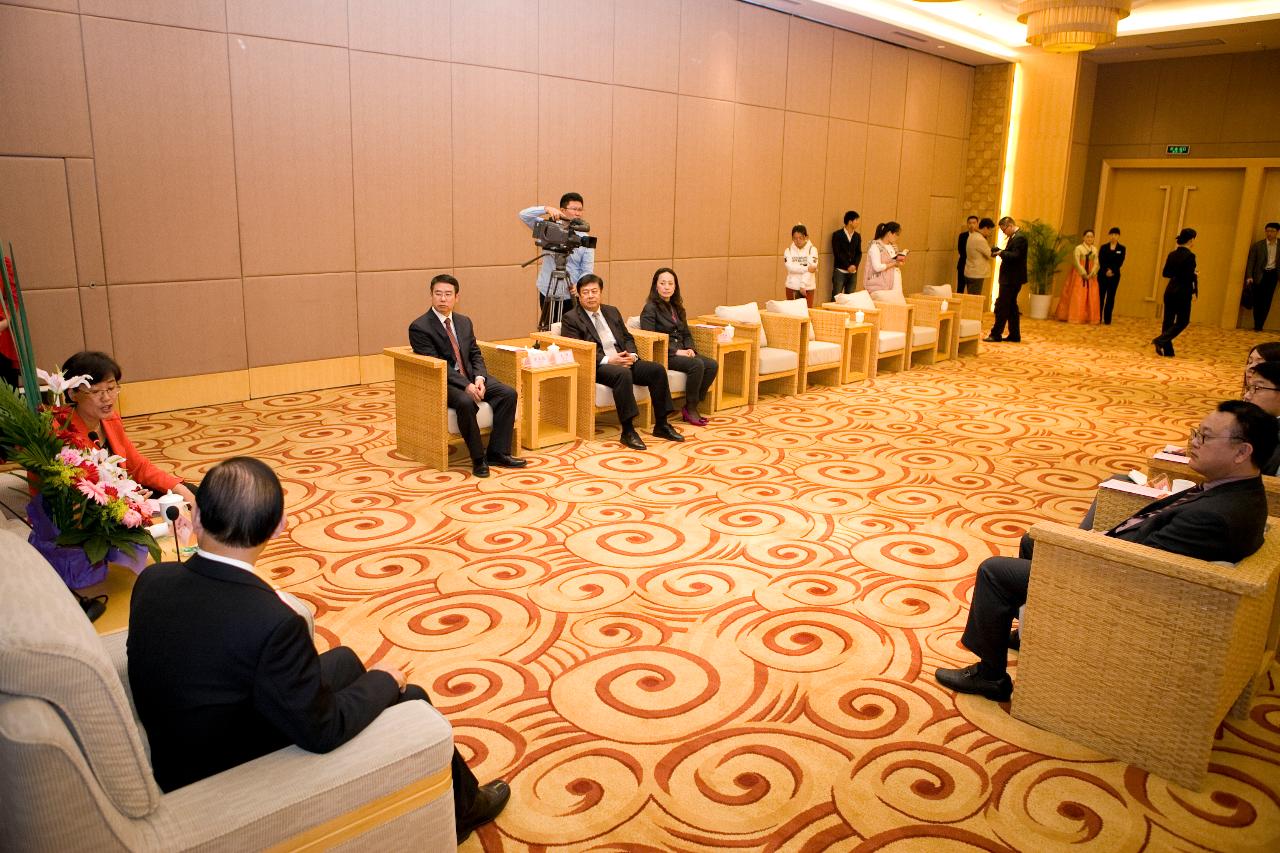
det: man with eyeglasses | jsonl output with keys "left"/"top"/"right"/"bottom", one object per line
{"left": 935, "top": 400, "right": 1275, "bottom": 702}
{"left": 1243, "top": 360, "right": 1280, "bottom": 475}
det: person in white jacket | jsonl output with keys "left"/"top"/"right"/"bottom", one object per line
{"left": 783, "top": 224, "right": 819, "bottom": 305}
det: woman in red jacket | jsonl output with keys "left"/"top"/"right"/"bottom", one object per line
{"left": 61, "top": 351, "right": 196, "bottom": 506}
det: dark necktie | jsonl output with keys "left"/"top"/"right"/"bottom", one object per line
{"left": 443, "top": 317, "right": 469, "bottom": 381}
{"left": 1109, "top": 484, "right": 1203, "bottom": 535}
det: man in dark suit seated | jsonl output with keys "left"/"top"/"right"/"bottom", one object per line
{"left": 409, "top": 273, "right": 527, "bottom": 478}
{"left": 560, "top": 273, "right": 684, "bottom": 451}
{"left": 127, "top": 457, "right": 510, "bottom": 842}
{"left": 936, "top": 400, "right": 1276, "bottom": 702}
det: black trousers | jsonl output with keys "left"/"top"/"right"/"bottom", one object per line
{"left": 447, "top": 377, "right": 517, "bottom": 461}
{"left": 960, "top": 534, "right": 1034, "bottom": 677}
{"left": 831, "top": 268, "right": 855, "bottom": 299}
{"left": 597, "top": 357, "right": 673, "bottom": 425}
{"left": 1154, "top": 283, "right": 1193, "bottom": 349}
{"left": 990, "top": 280, "right": 1023, "bottom": 341}
{"left": 1098, "top": 272, "right": 1120, "bottom": 324}
{"left": 958, "top": 276, "right": 984, "bottom": 295}
{"left": 1254, "top": 268, "right": 1278, "bottom": 331}
{"left": 668, "top": 353, "right": 718, "bottom": 411}
{"left": 319, "top": 647, "right": 480, "bottom": 820}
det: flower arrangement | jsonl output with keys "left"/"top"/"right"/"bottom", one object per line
{"left": 0, "top": 240, "right": 159, "bottom": 585}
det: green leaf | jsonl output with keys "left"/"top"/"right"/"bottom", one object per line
{"left": 83, "top": 537, "right": 109, "bottom": 565}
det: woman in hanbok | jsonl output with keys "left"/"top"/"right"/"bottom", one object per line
{"left": 1054, "top": 229, "right": 1101, "bottom": 323}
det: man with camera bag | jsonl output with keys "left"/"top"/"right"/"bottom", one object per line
{"left": 520, "top": 192, "right": 596, "bottom": 322}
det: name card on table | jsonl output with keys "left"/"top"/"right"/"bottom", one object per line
{"left": 521, "top": 346, "right": 576, "bottom": 368}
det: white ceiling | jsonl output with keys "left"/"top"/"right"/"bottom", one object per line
{"left": 749, "top": 0, "right": 1280, "bottom": 66}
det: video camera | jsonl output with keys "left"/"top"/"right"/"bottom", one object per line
{"left": 532, "top": 217, "right": 598, "bottom": 254}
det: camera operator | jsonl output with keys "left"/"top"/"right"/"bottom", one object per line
{"left": 519, "top": 192, "right": 595, "bottom": 318}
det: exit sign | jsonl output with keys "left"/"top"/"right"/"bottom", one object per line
{"left": 1167, "top": 144, "right": 1191, "bottom": 155}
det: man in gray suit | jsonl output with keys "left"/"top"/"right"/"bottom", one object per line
{"left": 1245, "top": 221, "right": 1279, "bottom": 331}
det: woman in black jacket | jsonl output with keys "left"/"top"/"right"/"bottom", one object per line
{"left": 640, "top": 267, "right": 718, "bottom": 426}
{"left": 1153, "top": 228, "right": 1197, "bottom": 357}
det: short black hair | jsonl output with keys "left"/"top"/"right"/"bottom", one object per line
{"left": 1176, "top": 227, "right": 1196, "bottom": 245}
{"left": 559, "top": 192, "right": 584, "bottom": 209}
{"left": 62, "top": 351, "right": 122, "bottom": 385}
{"left": 1267, "top": 222, "right": 1280, "bottom": 230}
{"left": 998, "top": 216, "right": 1016, "bottom": 228}
{"left": 196, "top": 457, "right": 285, "bottom": 548}
{"left": 430, "top": 273, "right": 459, "bottom": 293}
{"left": 791, "top": 223, "right": 808, "bottom": 237}
{"left": 967, "top": 215, "right": 978, "bottom": 222}
{"left": 1108, "top": 227, "right": 1121, "bottom": 235}
{"left": 1251, "top": 360, "right": 1280, "bottom": 388}
{"left": 1082, "top": 228, "right": 1095, "bottom": 237}
{"left": 978, "top": 217, "right": 995, "bottom": 229}
{"left": 577, "top": 273, "right": 603, "bottom": 290}
{"left": 1219, "top": 400, "right": 1278, "bottom": 469}
{"left": 843, "top": 210, "right": 859, "bottom": 225}
{"left": 1251, "top": 341, "right": 1280, "bottom": 363}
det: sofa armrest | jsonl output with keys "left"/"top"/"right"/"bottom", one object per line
{"left": 478, "top": 341, "right": 520, "bottom": 388}
{"left": 807, "top": 308, "right": 847, "bottom": 342}
{"left": 905, "top": 296, "right": 941, "bottom": 327}
{"left": 871, "top": 303, "right": 911, "bottom": 333}
{"left": 758, "top": 312, "right": 806, "bottom": 353}
{"left": 628, "top": 328, "right": 667, "bottom": 364}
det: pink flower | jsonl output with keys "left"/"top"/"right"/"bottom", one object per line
{"left": 57, "top": 447, "right": 85, "bottom": 467}
{"left": 76, "top": 479, "right": 110, "bottom": 504}
{"left": 121, "top": 508, "right": 143, "bottom": 528}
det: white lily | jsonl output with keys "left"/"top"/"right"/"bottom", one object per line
{"left": 35, "top": 368, "right": 92, "bottom": 405}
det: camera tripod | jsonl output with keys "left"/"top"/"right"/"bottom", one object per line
{"left": 522, "top": 250, "right": 576, "bottom": 331}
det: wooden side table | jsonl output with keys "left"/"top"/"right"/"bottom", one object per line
{"left": 936, "top": 310, "right": 958, "bottom": 361}
{"left": 712, "top": 337, "right": 753, "bottom": 412}
{"left": 520, "top": 361, "right": 578, "bottom": 449}
{"left": 839, "top": 322, "right": 874, "bottom": 384}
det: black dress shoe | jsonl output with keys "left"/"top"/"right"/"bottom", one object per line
{"left": 471, "top": 458, "right": 490, "bottom": 478}
{"left": 486, "top": 452, "right": 528, "bottom": 468}
{"left": 653, "top": 422, "right": 685, "bottom": 442}
{"left": 620, "top": 430, "right": 647, "bottom": 451}
{"left": 983, "top": 335, "right": 1003, "bottom": 343}
{"left": 1008, "top": 629, "right": 1021, "bottom": 651}
{"left": 457, "top": 779, "right": 511, "bottom": 843}
{"left": 935, "top": 664, "right": 1012, "bottom": 702}
{"left": 1006, "top": 337, "right": 1021, "bottom": 343}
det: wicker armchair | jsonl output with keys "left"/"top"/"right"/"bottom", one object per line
{"left": 384, "top": 345, "right": 520, "bottom": 471}
{"left": 530, "top": 328, "right": 663, "bottom": 440}
{"left": 1011, "top": 486, "right": 1280, "bottom": 791}
{"left": 821, "top": 302, "right": 907, "bottom": 378}
{"left": 804, "top": 309, "right": 848, "bottom": 390}
{"left": 913, "top": 291, "right": 984, "bottom": 357}
{"left": 900, "top": 296, "right": 941, "bottom": 367}
{"left": 696, "top": 311, "right": 807, "bottom": 402}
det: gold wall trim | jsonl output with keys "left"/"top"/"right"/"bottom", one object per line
{"left": 360, "top": 353, "right": 394, "bottom": 384}
{"left": 120, "top": 370, "right": 250, "bottom": 417}
{"left": 248, "top": 357, "right": 362, "bottom": 399}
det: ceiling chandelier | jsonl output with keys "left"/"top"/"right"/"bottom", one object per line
{"left": 1016, "top": 0, "right": 1132, "bottom": 52}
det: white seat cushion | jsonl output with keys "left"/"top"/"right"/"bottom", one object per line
{"left": 877, "top": 330, "right": 907, "bottom": 353}
{"left": 666, "top": 369, "right": 687, "bottom": 393}
{"left": 549, "top": 321, "right": 562, "bottom": 335}
{"left": 765, "top": 298, "right": 815, "bottom": 341}
{"left": 835, "top": 290, "right": 875, "bottom": 310}
{"left": 959, "top": 318, "right": 982, "bottom": 338}
{"left": 911, "top": 326, "right": 938, "bottom": 347}
{"left": 715, "top": 302, "right": 766, "bottom": 347}
{"left": 922, "top": 284, "right": 952, "bottom": 298}
{"left": 870, "top": 286, "right": 907, "bottom": 305}
{"left": 758, "top": 346, "right": 798, "bottom": 375}
{"left": 807, "top": 340, "right": 842, "bottom": 366}
{"left": 626, "top": 315, "right": 641, "bottom": 329}
{"left": 595, "top": 384, "right": 651, "bottom": 407}
{"left": 448, "top": 402, "right": 493, "bottom": 435}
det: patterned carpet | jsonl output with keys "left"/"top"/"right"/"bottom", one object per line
{"left": 127, "top": 316, "right": 1280, "bottom": 852}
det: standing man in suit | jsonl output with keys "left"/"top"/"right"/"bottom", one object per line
{"left": 957, "top": 215, "right": 978, "bottom": 291}
{"left": 935, "top": 400, "right": 1275, "bottom": 701}
{"left": 1245, "top": 221, "right": 1280, "bottom": 331}
{"left": 128, "top": 457, "right": 511, "bottom": 842}
{"left": 409, "top": 274, "right": 526, "bottom": 478}
{"left": 987, "top": 216, "right": 1027, "bottom": 343}
{"left": 830, "top": 210, "right": 862, "bottom": 299}
{"left": 1097, "top": 226, "right": 1126, "bottom": 325}
{"left": 560, "top": 274, "right": 684, "bottom": 451}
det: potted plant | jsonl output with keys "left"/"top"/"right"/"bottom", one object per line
{"left": 1020, "top": 219, "right": 1073, "bottom": 320}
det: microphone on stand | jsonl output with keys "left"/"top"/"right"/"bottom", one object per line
{"left": 165, "top": 505, "right": 184, "bottom": 564}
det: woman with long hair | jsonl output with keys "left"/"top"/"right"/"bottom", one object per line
{"left": 640, "top": 268, "right": 718, "bottom": 426}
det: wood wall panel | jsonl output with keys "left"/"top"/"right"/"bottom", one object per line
{"left": 868, "top": 42, "right": 908, "bottom": 129}
{"left": 108, "top": 279, "right": 247, "bottom": 381}
{"left": 79, "top": 285, "right": 113, "bottom": 352}
{"left": 243, "top": 273, "right": 358, "bottom": 367}
{"left": 729, "top": 104, "right": 784, "bottom": 257}
{"left": 84, "top": 17, "right": 240, "bottom": 284}
{"left": 1089, "top": 62, "right": 1159, "bottom": 146}
{"left": 452, "top": 265, "right": 540, "bottom": 341}
{"left": 452, "top": 0, "right": 537, "bottom": 73}
{"left": 1149, "top": 56, "right": 1231, "bottom": 146}
{"left": 4, "top": 0, "right": 76, "bottom": 11}
{"left": 226, "top": 0, "right": 346, "bottom": 47}
{"left": 780, "top": 112, "right": 828, "bottom": 245}
{"left": 348, "top": 0, "right": 451, "bottom": 60}
{"left": 675, "top": 256, "right": 729, "bottom": 319}
{"left": 897, "top": 131, "right": 935, "bottom": 250}
{"left": 727, "top": 255, "right": 778, "bottom": 305}
{"left": 351, "top": 53, "right": 453, "bottom": 272}
{"left": 356, "top": 269, "right": 444, "bottom": 355}
{"left": 785, "top": 17, "right": 833, "bottom": 118}
{"left": 903, "top": 53, "right": 941, "bottom": 134}
{"left": 928, "top": 196, "right": 959, "bottom": 255}
{"left": 80, "top": 0, "right": 225, "bottom": 30}
{"left": 539, "top": 0, "right": 613, "bottom": 84}
{"left": 614, "top": 0, "right": 680, "bottom": 93}
{"left": 931, "top": 135, "right": 963, "bottom": 201}
{"left": 862, "top": 125, "right": 903, "bottom": 225}
{"left": 0, "top": 157, "right": 76, "bottom": 290}
{"left": 611, "top": 88, "right": 677, "bottom": 261}
{"left": 1224, "top": 52, "right": 1280, "bottom": 144}
{"left": 451, "top": 65, "right": 538, "bottom": 267}
{"left": 674, "top": 96, "right": 735, "bottom": 259}
{"left": 23, "top": 288, "right": 83, "bottom": 366}
{"left": 607, "top": 259, "right": 665, "bottom": 317}
{"left": 829, "top": 30, "right": 873, "bottom": 123}
{"left": 65, "top": 159, "right": 106, "bottom": 286}
{"left": 231, "top": 37, "right": 354, "bottom": 277}
{"left": 538, "top": 78, "right": 613, "bottom": 262}
{"left": 735, "top": 3, "right": 787, "bottom": 109}
{"left": 822, "top": 119, "right": 867, "bottom": 239}
{"left": 936, "top": 61, "right": 972, "bottom": 139}
{"left": 679, "top": 0, "right": 737, "bottom": 102}
{"left": 0, "top": 5, "right": 91, "bottom": 156}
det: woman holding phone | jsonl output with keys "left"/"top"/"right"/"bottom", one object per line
{"left": 864, "top": 222, "right": 905, "bottom": 294}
